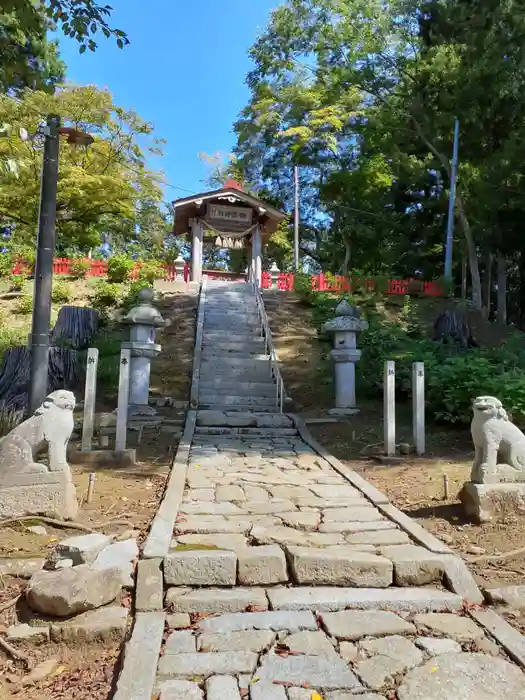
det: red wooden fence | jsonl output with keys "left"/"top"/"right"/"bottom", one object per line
{"left": 261, "top": 272, "right": 443, "bottom": 296}
{"left": 12, "top": 258, "right": 190, "bottom": 282}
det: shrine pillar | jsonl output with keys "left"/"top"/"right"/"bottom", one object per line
{"left": 190, "top": 218, "right": 203, "bottom": 283}
{"left": 251, "top": 225, "right": 262, "bottom": 286}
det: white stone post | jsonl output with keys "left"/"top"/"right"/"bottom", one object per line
{"left": 322, "top": 301, "right": 368, "bottom": 415}
{"left": 412, "top": 362, "right": 425, "bottom": 455}
{"left": 252, "top": 225, "right": 262, "bottom": 286}
{"left": 270, "top": 261, "right": 280, "bottom": 289}
{"left": 191, "top": 219, "right": 203, "bottom": 283}
{"left": 115, "top": 348, "right": 131, "bottom": 452}
{"left": 384, "top": 361, "right": 396, "bottom": 456}
{"left": 81, "top": 347, "right": 98, "bottom": 451}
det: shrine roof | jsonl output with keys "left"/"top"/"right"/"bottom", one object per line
{"left": 172, "top": 185, "right": 285, "bottom": 236}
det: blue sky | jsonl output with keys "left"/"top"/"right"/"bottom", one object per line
{"left": 56, "top": 0, "right": 279, "bottom": 202}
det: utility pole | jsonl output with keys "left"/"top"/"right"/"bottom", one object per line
{"left": 28, "top": 114, "right": 61, "bottom": 414}
{"left": 293, "top": 165, "right": 300, "bottom": 271}
{"left": 444, "top": 118, "right": 460, "bottom": 281}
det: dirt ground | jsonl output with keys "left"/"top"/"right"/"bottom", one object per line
{"left": 0, "top": 284, "right": 197, "bottom": 698}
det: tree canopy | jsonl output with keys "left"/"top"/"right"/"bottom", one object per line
{"left": 234, "top": 0, "right": 525, "bottom": 319}
{"left": 0, "top": 85, "right": 166, "bottom": 255}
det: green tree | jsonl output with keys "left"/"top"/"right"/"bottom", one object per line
{"left": 2, "top": 0, "right": 128, "bottom": 52}
{"left": 0, "top": 85, "right": 166, "bottom": 253}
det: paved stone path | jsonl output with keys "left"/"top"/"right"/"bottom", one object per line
{"left": 142, "top": 282, "right": 525, "bottom": 699}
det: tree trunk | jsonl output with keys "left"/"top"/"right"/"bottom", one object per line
{"left": 456, "top": 196, "right": 482, "bottom": 310}
{"left": 496, "top": 252, "right": 507, "bottom": 325}
{"left": 483, "top": 251, "right": 492, "bottom": 318}
{"left": 461, "top": 256, "right": 467, "bottom": 299}
{"left": 342, "top": 235, "right": 351, "bottom": 276}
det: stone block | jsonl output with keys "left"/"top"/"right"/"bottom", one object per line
{"left": 158, "top": 680, "right": 203, "bottom": 700}
{"left": 380, "top": 544, "right": 445, "bottom": 586}
{"left": 173, "top": 534, "right": 248, "bottom": 551}
{"left": 413, "top": 613, "right": 484, "bottom": 642}
{"left": 55, "top": 533, "right": 112, "bottom": 565}
{"left": 321, "top": 610, "right": 415, "bottom": 640}
{"left": 68, "top": 448, "right": 136, "bottom": 467}
{"left": 197, "top": 610, "right": 317, "bottom": 634}
{"left": 345, "top": 529, "right": 410, "bottom": 546}
{"left": 237, "top": 545, "right": 288, "bottom": 585}
{"left": 257, "top": 654, "right": 362, "bottom": 691}
{"left": 157, "top": 652, "right": 258, "bottom": 679}
{"left": 0, "top": 558, "right": 45, "bottom": 578}
{"left": 251, "top": 525, "right": 343, "bottom": 548}
{"left": 166, "top": 613, "right": 190, "bottom": 629}
{"left": 250, "top": 682, "right": 287, "bottom": 700}
{"left": 198, "top": 630, "right": 275, "bottom": 652}
{"left": 288, "top": 546, "right": 393, "bottom": 587}
{"left": 27, "top": 564, "right": 122, "bottom": 617}
{"left": 323, "top": 507, "right": 384, "bottom": 522}
{"left": 164, "top": 630, "right": 196, "bottom": 653}
{"left": 164, "top": 550, "right": 236, "bottom": 586}
{"left": 0, "top": 470, "right": 78, "bottom": 520}
{"left": 284, "top": 630, "right": 338, "bottom": 656}
{"left": 415, "top": 637, "right": 462, "bottom": 655}
{"left": 356, "top": 636, "right": 423, "bottom": 689}
{"left": 50, "top": 605, "right": 128, "bottom": 642}
{"left": 165, "top": 587, "right": 268, "bottom": 614}
{"left": 206, "top": 675, "right": 242, "bottom": 700}
{"left": 397, "top": 652, "right": 525, "bottom": 700}
{"left": 460, "top": 481, "right": 525, "bottom": 523}
{"left": 485, "top": 585, "right": 525, "bottom": 609}
{"left": 268, "top": 587, "right": 462, "bottom": 613}
{"left": 135, "top": 558, "right": 163, "bottom": 612}
{"left": 92, "top": 538, "right": 138, "bottom": 587}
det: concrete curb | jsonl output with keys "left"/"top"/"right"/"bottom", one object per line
{"left": 142, "top": 410, "right": 197, "bottom": 560}
{"left": 190, "top": 277, "right": 208, "bottom": 409}
{"left": 113, "top": 611, "right": 166, "bottom": 700}
{"left": 291, "top": 413, "right": 483, "bottom": 605}
{"left": 470, "top": 608, "right": 525, "bottom": 667}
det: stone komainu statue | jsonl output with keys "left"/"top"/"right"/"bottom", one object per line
{"left": 0, "top": 389, "right": 75, "bottom": 477}
{"left": 433, "top": 310, "right": 478, "bottom": 349}
{"left": 470, "top": 395, "right": 525, "bottom": 484}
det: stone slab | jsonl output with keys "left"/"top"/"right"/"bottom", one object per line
{"left": 197, "top": 611, "right": 318, "bottom": 634}
{"left": 158, "top": 680, "right": 203, "bottom": 700}
{"left": 0, "top": 472, "right": 78, "bottom": 520}
{"left": 283, "top": 630, "right": 339, "bottom": 656}
{"left": 397, "top": 652, "right": 525, "bottom": 700}
{"left": 173, "top": 534, "right": 248, "bottom": 552}
{"left": 165, "top": 587, "right": 268, "bottom": 614}
{"left": 288, "top": 546, "right": 393, "bottom": 587}
{"left": 113, "top": 612, "right": 165, "bottom": 700}
{"left": 267, "top": 587, "right": 463, "bottom": 612}
{"left": 250, "top": 682, "right": 287, "bottom": 700}
{"left": 321, "top": 610, "right": 415, "bottom": 640}
{"left": 7, "top": 623, "right": 49, "bottom": 643}
{"left": 485, "top": 585, "right": 525, "bottom": 610}
{"left": 157, "top": 652, "right": 258, "bottom": 679}
{"left": 50, "top": 605, "right": 128, "bottom": 642}
{"left": 377, "top": 503, "right": 453, "bottom": 554}
{"left": 380, "top": 544, "right": 444, "bottom": 586}
{"left": 257, "top": 654, "right": 361, "bottom": 691}
{"left": 237, "top": 545, "right": 288, "bottom": 585}
{"left": 206, "top": 675, "right": 242, "bottom": 700}
{"left": 470, "top": 608, "right": 525, "bottom": 667}
{"left": 164, "top": 550, "right": 237, "bottom": 586}
{"left": 415, "top": 637, "right": 462, "bottom": 656}
{"left": 460, "top": 481, "right": 525, "bottom": 523}
{"left": 135, "top": 558, "right": 163, "bottom": 612}
{"left": 413, "top": 613, "right": 484, "bottom": 642}
{"left": 0, "top": 558, "right": 45, "bottom": 578}
{"left": 345, "top": 530, "right": 410, "bottom": 546}
{"left": 164, "top": 630, "right": 196, "bottom": 654}
{"left": 55, "top": 533, "right": 112, "bottom": 565}
{"left": 198, "top": 630, "right": 275, "bottom": 652}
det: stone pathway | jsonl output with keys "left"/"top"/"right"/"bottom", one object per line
{"left": 119, "top": 282, "right": 525, "bottom": 699}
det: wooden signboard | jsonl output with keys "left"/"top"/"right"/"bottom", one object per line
{"left": 206, "top": 203, "right": 253, "bottom": 232}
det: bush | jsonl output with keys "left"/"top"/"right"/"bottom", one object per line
{"left": 16, "top": 292, "right": 33, "bottom": 314}
{"left": 136, "top": 260, "right": 163, "bottom": 284}
{"left": 69, "top": 258, "right": 91, "bottom": 279}
{"left": 121, "top": 280, "right": 153, "bottom": 312}
{"left": 9, "top": 274, "right": 26, "bottom": 292}
{"left": 52, "top": 279, "right": 72, "bottom": 304}
{"left": 88, "top": 280, "right": 123, "bottom": 311}
{"left": 0, "top": 252, "right": 13, "bottom": 279}
{"left": 107, "top": 255, "right": 135, "bottom": 283}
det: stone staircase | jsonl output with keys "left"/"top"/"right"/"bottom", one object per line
{"left": 198, "top": 282, "right": 279, "bottom": 412}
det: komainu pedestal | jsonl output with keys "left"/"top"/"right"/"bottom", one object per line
{"left": 460, "top": 395, "right": 525, "bottom": 522}
{"left": 0, "top": 390, "right": 78, "bottom": 519}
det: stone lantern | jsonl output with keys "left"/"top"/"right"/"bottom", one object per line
{"left": 322, "top": 300, "right": 368, "bottom": 415}
{"left": 121, "top": 288, "right": 165, "bottom": 416}
{"left": 270, "top": 261, "right": 280, "bottom": 288}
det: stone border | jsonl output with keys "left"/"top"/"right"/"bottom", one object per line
{"left": 142, "top": 410, "right": 197, "bottom": 560}
{"left": 113, "top": 611, "right": 166, "bottom": 700}
{"left": 291, "top": 413, "right": 483, "bottom": 605}
{"left": 470, "top": 608, "right": 525, "bottom": 668}
{"left": 189, "top": 276, "right": 208, "bottom": 409}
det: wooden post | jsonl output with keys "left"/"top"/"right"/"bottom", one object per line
{"left": 115, "top": 348, "right": 131, "bottom": 452}
{"left": 384, "top": 361, "right": 396, "bottom": 456}
{"left": 412, "top": 362, "right": 425, "bottom": 456}
{"left": 81, "top": 347, "right": 98, "bottom": 451}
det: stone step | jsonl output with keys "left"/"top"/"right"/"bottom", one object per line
{"left": 199, "top": 387, "right": 276, "bottom": 399}
{"left": 194, "top": 426, "right": 299, "bottom": 437}
{"left": 203, "top": 332, "right": 261, "bottom": 341}
{"left": 198, "top": 404, "right": 277, "bottom": 413}
{"left": 196, "top": 411, "right": 293, "bottom": 428}
{"left": 198, "top": 395, "right": 278, "bottom": 407}
{"left": 201, "top": 355, "right": 270, "bottom": 365}
{"left": 199, "top": 384, "right": 277, "bottom": 397}
{"left": 201, "top": 341, "right": 265, "bottom": 351}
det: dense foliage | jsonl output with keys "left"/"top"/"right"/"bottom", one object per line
{"left": 234, "top": 0, "right": 525, "bottom": 324}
